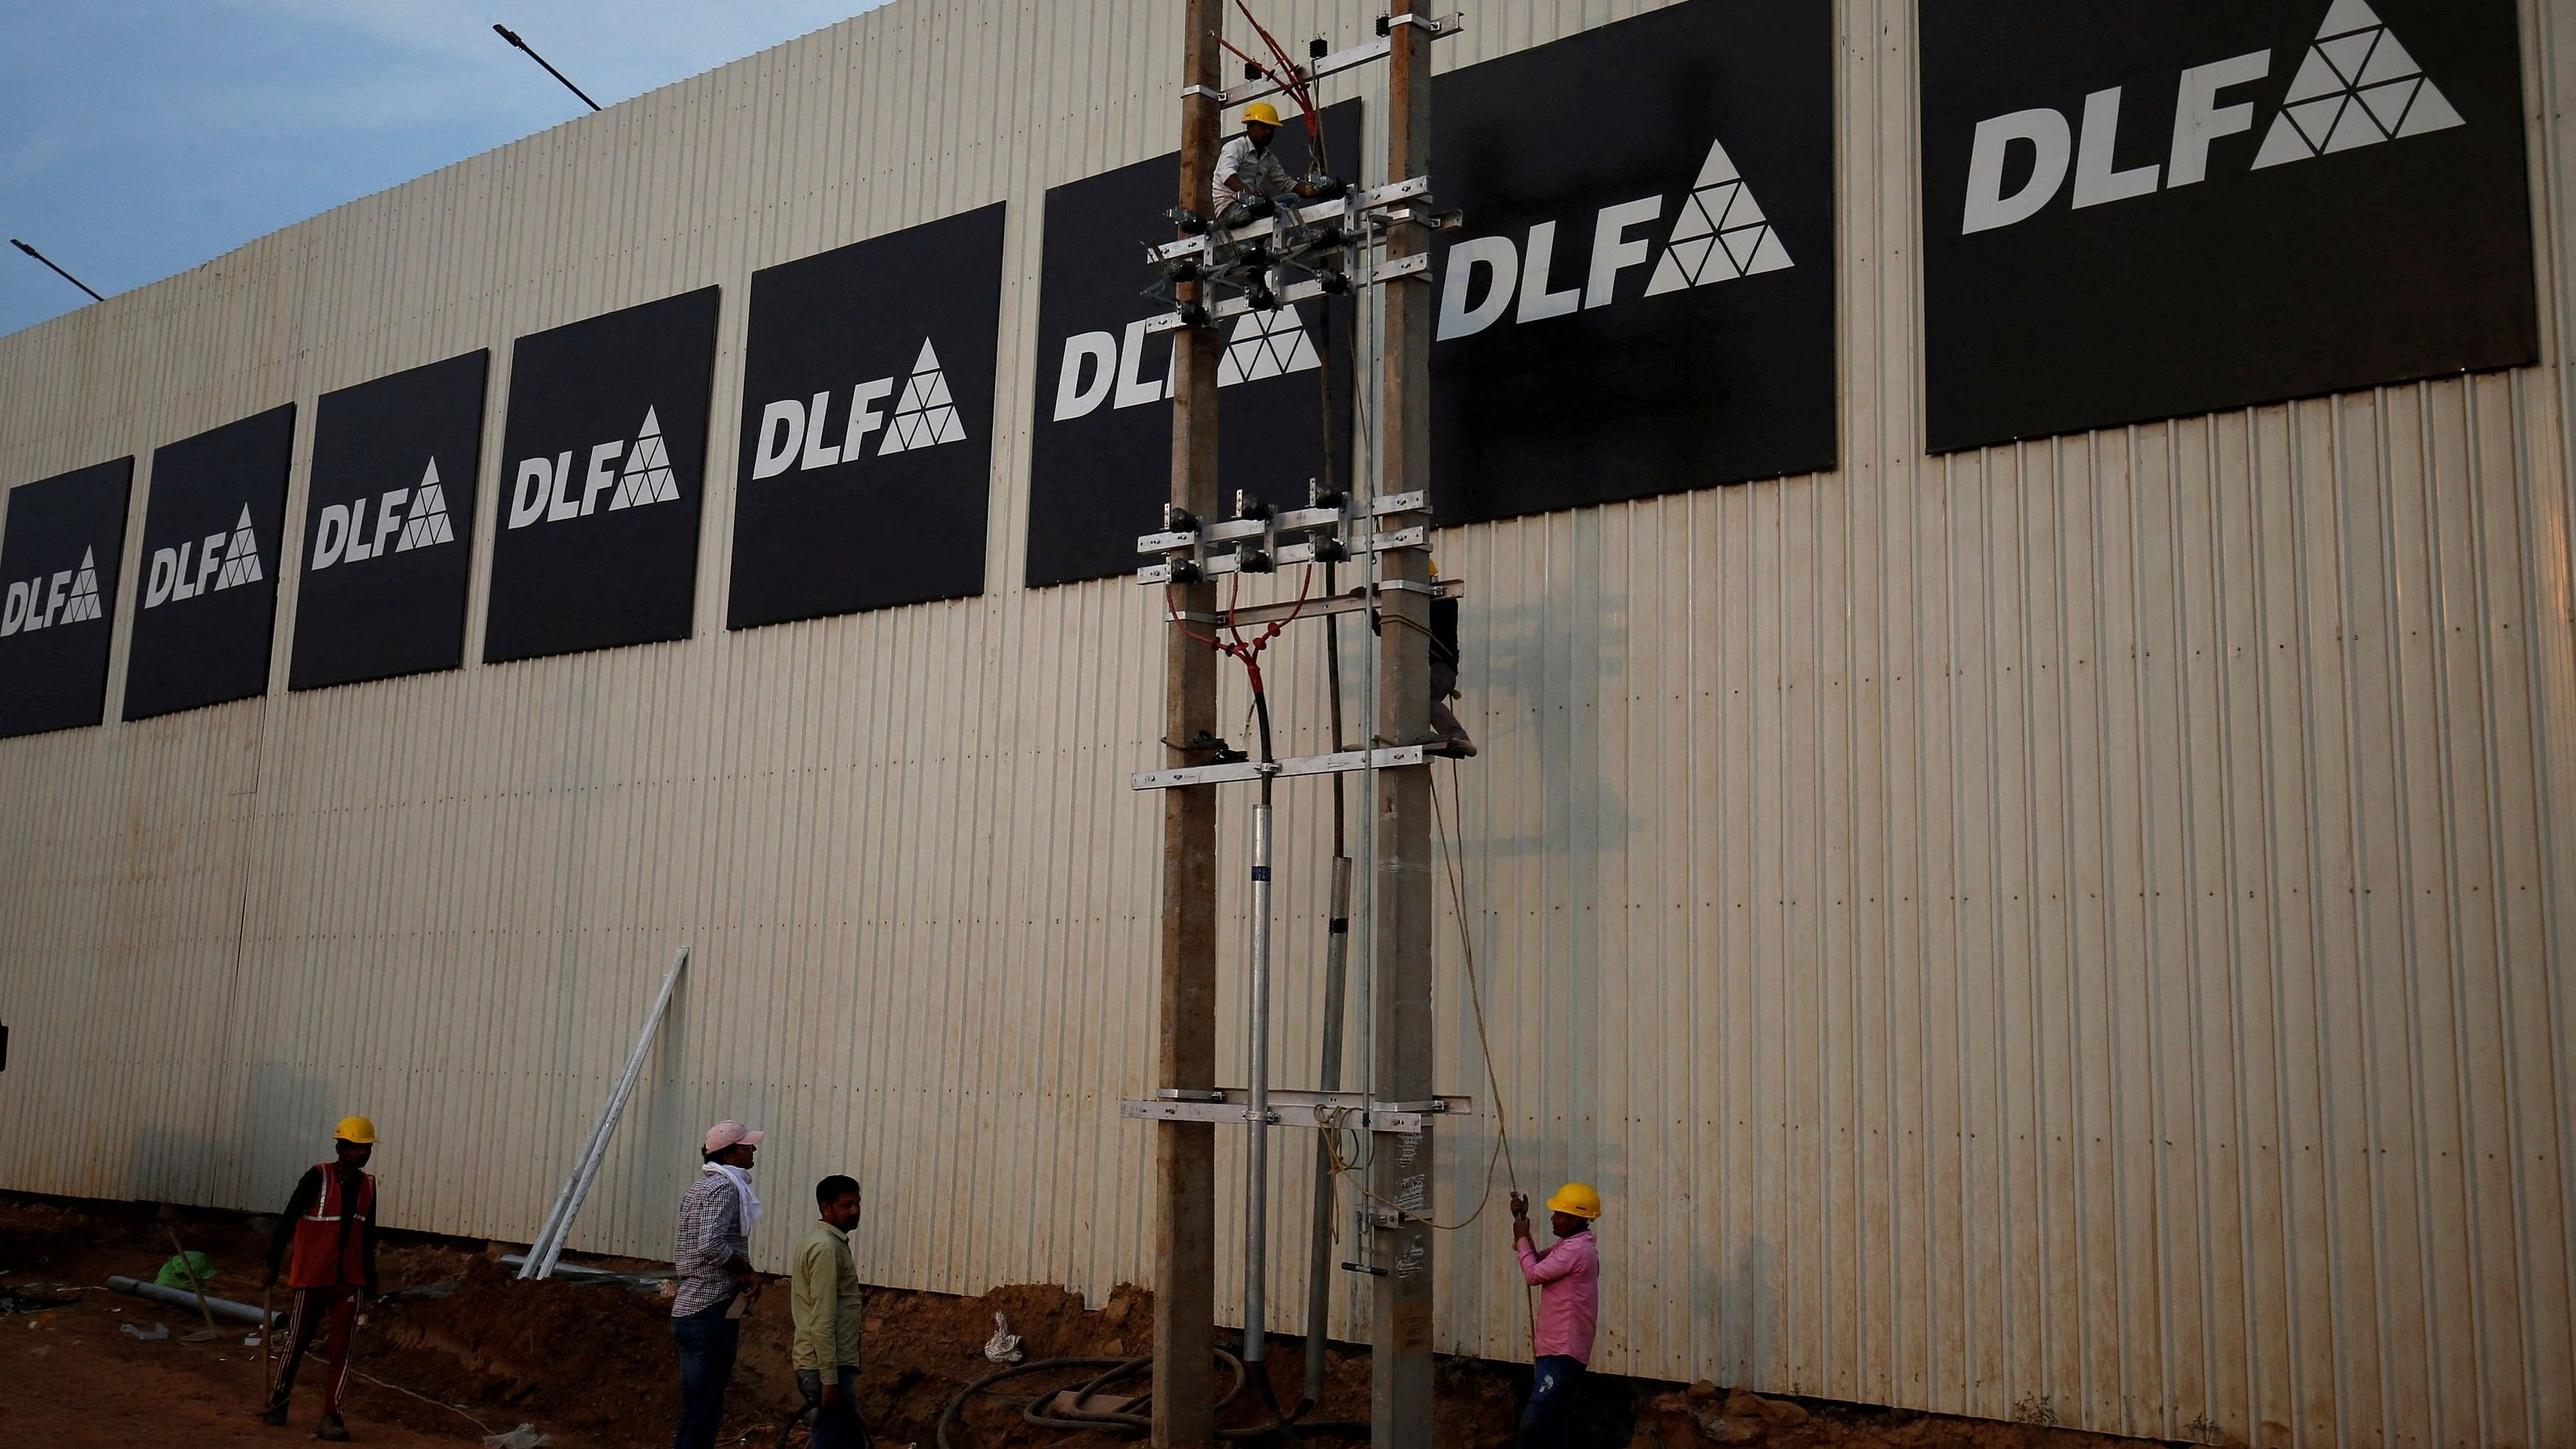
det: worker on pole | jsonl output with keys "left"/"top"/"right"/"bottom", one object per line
{"left": 670, "top": 1120, "right": 765, "bottom": 1449}
{"left": 1508, "top": 1183, "right": 1603, "bottom": 1448}
{"left": 258, "top": 1116, "right": 382, "bottom": 1441}
{"left": 1211, "top": 102, "right": 1318, "bottom": 226}
{"left": 790, "top": 1175, "right": 868, "bottom": 1448}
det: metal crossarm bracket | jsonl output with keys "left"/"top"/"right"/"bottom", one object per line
{"left": 1151, "top": 179, "right": 1432, "bottom": 264}
{"left": 1133, "top": 744, "right": 1429, "bottom": 790}
{"left": 1142, "top": 252, "right": 1426, "bottom": 334}
{"left": 1136, "top": 528, "right": 1420, "bottom": 584}
{"left": 1136, "top": 486, "right": 1438, "bottom": 586}
{"left": 1122, "top": 1087, "right": 1471, "bottom": 1133}
{"left": 1161, "top": 577, "right": 1460, "bottom": 627}
{"left": 1381, "top": 10, "right": 1465, "bottom": 37}
{"left": 1207, "top": 15, "right": 1460, "bottom": 110}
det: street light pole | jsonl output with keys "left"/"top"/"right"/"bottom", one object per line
{"left": 9, "top": 239, "right": 105, "bottom": 302}
{"left": 492, "top": 24, "right": 603, "bottom": 112}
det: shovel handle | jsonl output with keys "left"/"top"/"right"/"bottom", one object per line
{"left": 164, "top": 1225, "right": 220, "bottom": 1333}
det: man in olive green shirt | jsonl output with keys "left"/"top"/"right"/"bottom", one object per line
{"left": 791, "top": 1175, "right": 867, "bottom": 1448}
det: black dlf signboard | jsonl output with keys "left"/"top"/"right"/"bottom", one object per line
{"left": 730, "top": 204, "right": 1006, "bottom": 628}
{"left": 0, "top": 458, "right": 131, "bottom": 738}
{"left": 126, "top": 405, "right": 294, "bottom": 720}
{"left": 291, "top": 350, "right": 489, "bottom": 690}
{"left": 1921, "top": 0, "right": 2536, "bottom": 453}
{"left": 1429, "top": 0, "right": 1837, "bottom": 525}
{"left": 486, "top": 288, "right": 720, "bottom": 663}
{"left": 1024, "top": 103, "right": 1359, "bottom": 588}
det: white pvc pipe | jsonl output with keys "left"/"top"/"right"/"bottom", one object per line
{"left": 107, "top": 1275, "right": 275, "bottom": 1327}
{"left": 523, "top": 945, "right": 690, "bottom": 1278}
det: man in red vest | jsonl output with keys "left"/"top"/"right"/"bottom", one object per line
{"left": 258, "top": 1116, "right": 382, "bottom": 1441}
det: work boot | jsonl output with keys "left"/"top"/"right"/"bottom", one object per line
{"left": 257, "top": 1402, "right": 289, "bottom": 1426}
{"left": 1427, "top": 701, "right": 1478, "bottom": 758}
{"left": 314, "top": 1412, "right": 350, "bottom": 1441}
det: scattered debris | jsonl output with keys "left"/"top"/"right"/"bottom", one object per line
{"left": 982, "top": 1311, "right": 1024, "bottom": 1364}
{"left": 118, "top": 1320, "right": 170, "bottom": 1341}
{"left": 0, "top": 1287, "right": 77, "bottom": 1314}
{"left": 481, "top": 1425, "right": 551, "bottom": 1448}
{"left": 153, "top": 1250, "right": 216, "bottom": 1289}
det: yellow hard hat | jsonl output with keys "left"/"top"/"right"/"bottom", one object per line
{"left": 333, "top": 1116, "right": 378, "bottom": 1146}
{"left": 1545, "top": 1182, "right": 1602, "bottom": 1219}
{"left": 1241, "top": 102, "right": 1281, "bottom": 128}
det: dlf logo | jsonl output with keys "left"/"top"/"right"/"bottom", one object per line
{"left": 506, "top": 408, "right": 682, "bottom": 528}
{"left": 1050, "top": 308, "right": 1326, "bottom": 421}
{"left": 144, "top": 507, "right": 264, "bottom": 607}
{"left": 311, "top": 460, "right": 457, "bottom": 570}
{"left": 1, "top": 547, "right": 106, "bottom": 635}
{"left": 1960, "top": 0, "right": 2463, "bottom": 234}
{"left": 1435, "top": 135, "right": 1793, "bottom": 341}
{"left": 751, "top": 339, "right": 968, "bottom": 479}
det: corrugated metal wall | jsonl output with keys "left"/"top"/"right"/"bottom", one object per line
{"left": 1, "top": 2, "right": 2571, "bottom": 1443}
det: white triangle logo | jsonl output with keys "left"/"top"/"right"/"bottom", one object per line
{"left": 1643, "top": 137, "right": 1794, "bottom": 297}
{"left": 2251, "top": 0, "right": 2465, "bottom": 169}
{"left": 213, "top": 506, "right": 264, "bottom": 590}
{"left": 63, "top": 548, "right": 103, "bottom": 623}
{"left": 1216, "top": 305, "right": 1323, "bottom": 387}
{"left": 395, "top": 458, "right": 456, "bottom": 551}
{"left": 607, "top": 407, "right": 682, "bottom": 509}
{"left": 879, "top": 339, "right": 971, "bottom": 455}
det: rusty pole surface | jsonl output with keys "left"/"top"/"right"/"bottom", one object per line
{"left": 1370, "top": 1, "right": 1439, "bottom": 1444}
{"left": 1153, "top": 4, "right": 1225, "bottom": 1445}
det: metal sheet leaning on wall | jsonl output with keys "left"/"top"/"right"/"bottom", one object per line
{"left": 0, "top": 1, "right": 2569, "bottom": 1444}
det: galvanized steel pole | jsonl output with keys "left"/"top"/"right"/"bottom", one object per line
{"left": 1371, "top": 2, "right": 1440, "bottom": 1443}
{"left": 1302, "top": 851, "right": 1353, "bottom": 1405}
{"left": 1154, "top": 4, "right": 1225, "bottom": 1444}
{"left": 1243, "top": 790, "right": 1275, "bottom": 1370}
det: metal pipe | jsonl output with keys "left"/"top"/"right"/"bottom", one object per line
{"left": 107, "top": 1275, "right": 275, "bottom": 1328}
{"left": 1244, "top": 781, "right": 1276, "bottom": 1365}
{"left": 1303, "top": 852, "right": 1355, "bottom": 1402}
{"left": 525, "top": 945, "right": 689, "bottom": 1278}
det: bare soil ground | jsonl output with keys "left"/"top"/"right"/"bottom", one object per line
{"left": 0, "top": 1194, "right": 2182, "bottom": 1449}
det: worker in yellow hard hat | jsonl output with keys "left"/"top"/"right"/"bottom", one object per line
{"left": 1211, "top": 99, "right": 1321, "bottom": 224}
{"left": 1507, "top": 1181, "right": 1602, "bottom": 1448}
{"left": 260, "top": 1116, "right": 382, "bottom": 1439}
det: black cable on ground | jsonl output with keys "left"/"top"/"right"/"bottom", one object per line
{"left": 933, "top": 1349, "right": 1365, "bottom": 1445}
{"left": 770, "top": 1400, "right": 874, "bottom": 1448}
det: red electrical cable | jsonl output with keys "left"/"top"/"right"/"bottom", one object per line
{"left": 1166, "top": 562, "right": 1315, "bottom": 710}
{"left": 1234, "top": 1, "right": 1323, "bottom": 152}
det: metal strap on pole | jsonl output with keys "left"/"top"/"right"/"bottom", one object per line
{"left": 520, "top": 945, "right": 690, "bottom": 1279}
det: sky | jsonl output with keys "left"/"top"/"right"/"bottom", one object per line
{"left": 0, "top": 0, "right": 891, "bottom": 339}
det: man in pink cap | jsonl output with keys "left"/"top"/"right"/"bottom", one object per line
{"left": 670, "top": 1119, "right": 765, "bottom": 1449}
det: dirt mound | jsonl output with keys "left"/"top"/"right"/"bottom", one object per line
{"left": 372, "top": 1257, "right": 689, "bottom": 1437}
{"left": 1627, "top": 1381, "right": 2183, "bottom": 1449}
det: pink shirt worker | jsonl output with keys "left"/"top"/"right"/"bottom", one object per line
{"left": 1510, "top": 1182, "right": 1604, "bottom": 1448}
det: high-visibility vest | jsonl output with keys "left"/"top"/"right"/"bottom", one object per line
{"left": 286, "top": 1164, "right": 376, "bottom": 1289}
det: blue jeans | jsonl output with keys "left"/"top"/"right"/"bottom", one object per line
{"left": 796, "top": 1366, "right": 865, "bottom": 1449}
{"left": 670, "top": 1298, "right": 740, "bottom": 1449}
{"left": 1518, "top": 1354, "right": 1585, "bottom": 1448}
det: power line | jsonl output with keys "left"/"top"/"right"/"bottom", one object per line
{"left": 10, "top": 238, "right": 105, "bottom": 302}
{"left": 492, "top": 23, "right": 602, "bottom": 112}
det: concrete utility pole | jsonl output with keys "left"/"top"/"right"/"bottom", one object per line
{"left": 1153, "top": 3, "right": 1225, "bottom": 1445}
{"left": 1370, "top": 2, "right": 1439, "bottom": 1443}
